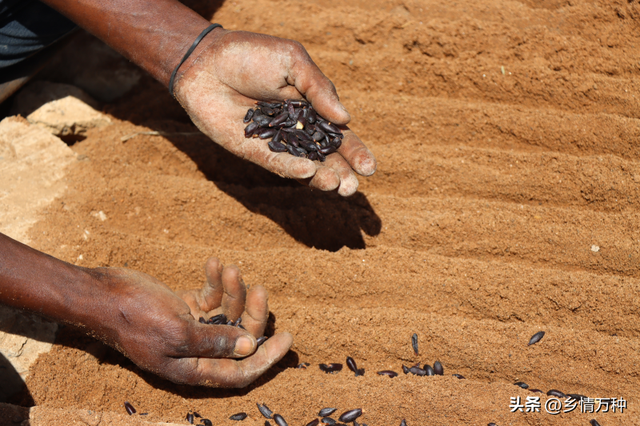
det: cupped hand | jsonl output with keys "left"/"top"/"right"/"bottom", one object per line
{"left": 90, "top": 258, "right": 292, "bottom": 387}
{"left": 173, "top": 29, "right": 376, "bottom": 196}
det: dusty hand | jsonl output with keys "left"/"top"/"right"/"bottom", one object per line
{"left": 90, "top": 258, "right": 292, "bottom": 387}
{"left": 174, "top": 29, "right": 376, "bottom": 196}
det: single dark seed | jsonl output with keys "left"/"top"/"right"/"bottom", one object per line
{"left": 411, "top": 333, "right": 418, "bottom": 355}
{"left": 230, "top": 413, "right": 248, "bottom": 421}
{"left": 529, "top": 389, "right": 543, "bottom": 393}
{"left": 346, "top": 356, "right": 358, "bottom": 375}
{"left": 528, "top": 331, "right": 545, "bottom": 346}
{"left": 260, "top": 106, "right": 276, "bottom": 116}
{"left": 319, "top": 408, "right": 337, "bottom": 417}
{"left": 265, "top": 422, "right": 272, "bottom": 426}
{"left": 433, "top": 361, "right": 444, "bottom": 375}
{"left": 547, "top": 389, "right": 567, "bottom": 398}
{"left": 243, "top": 109, "right": 255, "bottom": 123}
{"left": 402, "top": 365, "right": 410, "bottom": 374}
{"left": 140, "top": 413, "right": 148, "bottom": 416}
{"left": 201, "top": 419, "right": 212, "bottom": 426}
{"left": 273, "top": 414, "right": 288, "bottom": 426}
{"left": 256, "top": 336, "right": 268, "bottom": 346}
{"left": 487, "top": 423, "right": 499, "bottom": 426}
{"left": 452, "top": 374, "right": 465, "bottom": 379}
{"left": 424, "top": 365, "right": 435, "bottom": 376}
{"left": 356, "top": 368, "right": 365, "bottom": 376}
{"left": 198, "top": 317, "right": 206, "bottom": 324}
{"left": 319, "top": 363, "right": 343, "bottom": 373}
{"left": 287, "top": 100, "right": 309, "bottom": 107}
{"left": 186, "top": 413, "right": 194, "bottom": 424}
{"left": 409, "top": 366, "right": 427, "bottom": 376}
{"left": 306, "top": 420, "right": 320, "bottom": 426}
{"left": 338, "top": 409, "right": 362, "bottom": 423}
{"left": 253, "top": 115, "right": 271, "bottom": 127}
{"left": 377, "top": 370, "right": 398, "bottom": 378}
{"left": 296, "top": 362, "right": 310, "bottom": 369}
{"left": 268, "top": 140, "right": 287, "bottom": 153}
{"left": 332, "top": 137, "right": 342, "bottom": 149}
{"left": 400, "top": 420, "right": 407, "bottom": 426}
{"left": 319, "top": 145, "right": 337, "bottom": 155}
{"left": 589, "top": 420, "right": 601, "bottom": 426}
{"left": 269, "top": 111, "right": 289, "bottom": 127}
{"left": 259, "top": 128, "right": 278, "bottom": 139}
{"left": 321, "top": 417, "right": 337, "bottom": 425}
{"left": 514, "top": 382, "right": 529, "bottom": 389}
{"left": 257, "top": 403, "right": 273, "bottom": 419}
{"left": 124, "top": 401, "right": 136, "bottom": 415}
{"left": 193, "top": 412, "right": 201, "bottom": 418}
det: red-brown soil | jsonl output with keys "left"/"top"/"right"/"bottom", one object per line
{"left": 20, "top": 0, "right": 640, "bottom": 425}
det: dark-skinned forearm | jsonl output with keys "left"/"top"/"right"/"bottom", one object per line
{"left": 0, "top": 232, "right": 104, "bottom": 328}
{"left": 39, "top": 0, "right": 215, "bottom": 86}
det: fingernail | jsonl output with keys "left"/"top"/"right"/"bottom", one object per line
{"left": 234, "top": 336, "right": 255, "bottom": 356}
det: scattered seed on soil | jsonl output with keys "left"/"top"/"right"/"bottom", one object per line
{"left": 528, "top": 331, "right": 545, "bottom": 346}
{"left": 257, "top": 403, "right": 273, "bottom": 419}
{"left": 230, "top": 412, "right": 248, "bottom": 421}
{"left": 400, "top": 420, "right": 407, "bottom": 426}
{"left": 488, "top": 423, "right": 498, "bottom": 426}
{"left": 402, "top": 365, "right": 410, "bottom": 374}
{"left": 529, "top": 389, "right": 543, "bottom": 393}
{"left": 124, "top": 401, "right": 136, "bottom": 415}
{"left": 321, "top": 417, "right": 337, "bottom": 425}
{"left": 590, "top": 420, "right": 601, "bottom": 426}
{"left": 296, "top": 362, "right": 310, "bottom": 369}
{"left": 514, "top": 382, "right": 529, "bottom": 389}
{"left": 186, "top": 412, "right": 194, "bottom": 424}
{"left": 319, "top": 363, "right": 343, "bottom": 373}
{"left": 547, "top": 389, "right": 567, "bottom": 398}
{"left": 433, "top": 361, "right": 443, "bottom": 375}
{"left": 319, "top": 408, "right": 337, "bottom": 417}
{"left": 452, "top": 374, "right": 465, "bottom": 379}
{"left": 265, "top": 422, "right": 272, "bottom": 426}
{"left": 411, "top": 333, "right": 418, "bottom": 355}
{"left": 356, "top": 368, "right": 365, "bottom": 376}
{"left": 201, "top": 419, "right": 213, "bottom": 426}
{"left": 243, "top": 100, "right": 343, "bottom": 161}
{"left": 338, "top": 409, "right": 363, "bottom": 423}
{"left": 306, "top": 420, "right": 320, "bottom": 426}
{"left": 193, "top": 412, "right": 201, "bottom": 418}
{"left": 377, "top": 370, "right": 398, "bottom": 378}
{"left": 273, "top": 414, "right": 288, "bottom": 426}
{"left": 424, "top": 365, "right": 435, "bottom": 376}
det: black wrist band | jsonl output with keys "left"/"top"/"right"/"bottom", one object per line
{"left": 169, "top": 23, "right": 223, "bottom": 97}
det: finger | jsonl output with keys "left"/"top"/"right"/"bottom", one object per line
{"left": 306, "top": 162, "right": 340, "bottom": 192}
{"left": 241, "top": 285, "right": 269, "bottom": 337}
{"left": 337, "top": 128, "right": 377, "bottom": 177}
{"left": 182, "top": 321, "right": 257, "bottom": 359}
{"left": 175, "top": 332, "right": 293, "bottom": 388}
{"left": 200, "top": 257, "right": 224, "bottom": 311}
{"left": 220, "top": 265, "right": 247, "bottom": 321}
{"left": 288, "top": 47, "right": 351, "bottom": 125}
{"left": 317, "top": 153, "right": 360, "bottom": 196}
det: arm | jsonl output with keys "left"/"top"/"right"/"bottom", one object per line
{"left": 0, "top": 232, "right": 292, "bottom": 387}
{"left": 40, "top": 0, "right": 376, "bottom": 196}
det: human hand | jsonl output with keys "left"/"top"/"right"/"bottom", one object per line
{"left": 173, "top": 29, "right": 376, "bottom": 196}
{"left": 89, "top": 258, "right": 292, "bottom": 387}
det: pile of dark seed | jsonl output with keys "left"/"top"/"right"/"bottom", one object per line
{"left": 243, "top": 100, "right": 344, "bottom": 161}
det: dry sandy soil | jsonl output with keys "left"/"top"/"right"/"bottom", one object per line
{"left": 11, "top": 0, "right": 640, "bottom": 425}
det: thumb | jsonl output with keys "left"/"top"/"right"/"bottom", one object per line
{"left": 289, "top": 53, "right": 351, "bottom": 125}
{"left": 185, "top": 322, "right": 257, "bottom": 358}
